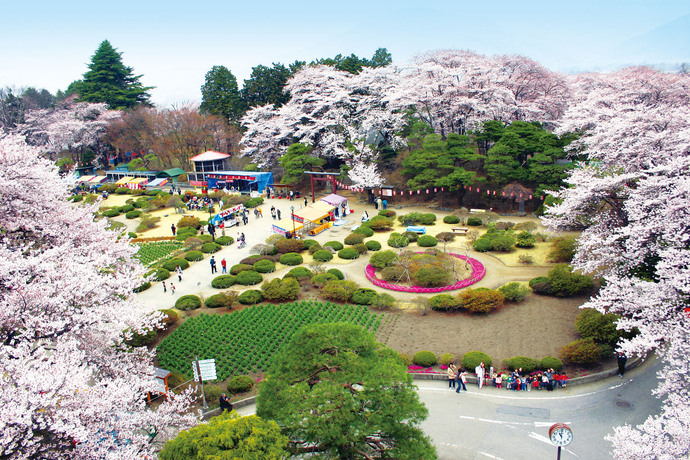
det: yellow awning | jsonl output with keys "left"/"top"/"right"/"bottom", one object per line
{"left": 312, "top": 201, "right": 335, "bottom": 214}
{"left": 78, "top": 175, "right": 95, "bottom": 182}
{"left": 293, "top": 206, "right": 329, "bottom": 223}
{"left": 116, "top": 177, "right": 133, "bottom": 184}
{"left": 128, "top": 177, "right": 148, "bottom": 184}
{"left": 89, "top": 175, "right": 107, "bottom": 183}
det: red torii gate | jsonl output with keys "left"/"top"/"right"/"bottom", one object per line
{"left": 305, "top": 171, "right": 338, "bottom": 204}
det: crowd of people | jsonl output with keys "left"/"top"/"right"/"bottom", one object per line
{"left": 446, "top": 362, "right": 568, "bottom": 392}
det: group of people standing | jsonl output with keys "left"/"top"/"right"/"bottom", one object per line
{"left": 446, "top": 362, "right": 570, "bottom": 392}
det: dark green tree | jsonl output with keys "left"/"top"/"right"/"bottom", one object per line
{"left": 312, "top": 48, "right": 392, "bottom": 74}
{"left": 279, "top": 143, "right": 325, "bottom": 186}
{"left": 367, "top": 47, "right": 393, "bottom": 67}
{"left": 75, "top": 40, "right": 152, "bottom": 109}
{"left": 241, "top": 63, "right": 293, "bottom": 108}
{"left": 257, "top": 323, "right": 436, "bottom": 460}
{"left": 159, "top": 412, "right": 289, "bottom": 460}
{"left": 200, "top": 65, "right": 245, "bottom": 124}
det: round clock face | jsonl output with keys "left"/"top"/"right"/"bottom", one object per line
{"left": 550, "top": 427, "right": 573, "bottom": 446}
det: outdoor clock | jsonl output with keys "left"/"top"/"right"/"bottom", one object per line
{"left": 549, "top": 423, "right": 573, "bottom": 447}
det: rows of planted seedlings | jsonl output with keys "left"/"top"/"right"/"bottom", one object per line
{"left": 156, "top": 300, "right": 382, "bottom": 381}
{"left": 134, "top": 241, "right": 184, "bottom": 266}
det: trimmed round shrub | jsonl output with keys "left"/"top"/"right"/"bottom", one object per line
{"left": 184, "top": 250, "right": 204, "bottom": 262}
{"left": 275, "top": 238, "right": 305, "bottom": 253}
{"left": 125, "top": 210, "right": 142, "bottom": 219}
{"left": 102, "top": 209, "right": 120, "bottom": 218}
{"left": 338, "top": 248, "right": 359, "bottom": 260}
{"left": 491, "top": 234, "right": 517, "bottom": 252}
{"left": 133, "top": 281, "right": 151, "bottom": 293}
{"left": 399, "top": 353, "right": 411, "bottom": 367}
{"left": 462, "top": 351, "right": 492, "bottom": 371}
{"left": 353, "top": 243, "right": 368, "bottom": 255}
{"left": 262, "top": 277, "right": 300, "bottom": 301}
{"left": 235, "top": 270, "right": 263, "bottom": 285}
{"left": 205, "top": 293, "right": 234, "bottom": 309}
{"left": 456, "top": 288, "right": 505, "bottom": 314}
{"left": 443, "top": 215, "right": 461, "bottom": 224}
{"left": 324, "top": 241, "right": 344, "bottom": 251}
{"left": 378, "top": 209, "right": 396, "bottom": 218}
{"left": 311, "top": 272, "right": 338, "bottom": 287}
{"left": 370, "top": 250, "right": 398, "bottom": 269}
{"left": 177, "top": 215, "right": 201, "bottom": 229}
{"left": 230, "top": 264, "right": 254, "bottom": 275}
{"left": 211, "top": 275, "right": 236, "bottom": 289}
{"left": 498, "top": 282, "right": 530, "bottom": 302}
{"left": 559, "top": 338, "right": 602, "bottom": 365}
{"left": 372, "top": 293, "right": 396, "bottom": 310}
{"left": 516, "top": 231, "right": 536, "bottom": 248}
{"left": 575, "top": 309, "right": 630, "bottom": 347}
{"left": 243, "top": 197, "right": 263, "bottom": 208}
{"left": 238, "top": 289, "right": 264, "bottom": 305}
{"left": 344, "top": 233, "right": 364, "bottom": 246}
{"left": 313, "top": 249, "right": 334, "bottom": 262}
{"left": 365, "top": 240, "right": 382, "bottom": 251}
{"left": 412, "top": 267, "right": 452, "bottom": 288}
{"left": 118, "top": 204, "right": 135, "bottom": 213}
{"left": 350, "top": 288, "right": 378, "bottom": 305}
{"left": 158, "top": 309, "right": 179, "bottom": 329}
{"left": 175, "top": 295, "right": 201, "bottom": 311}
{"left": 215, "top": 235, "right": 234, "bottom": 246}
{"left": 201, "top": 242, "right": 221, "bottom": 253}
{"left": 529, "top": 276, "right": 549, "bottom": 288}
{"left": 123, "top": 326, "right": 157, "bottom": 347}
{"left": 70, "top": 194, "right": 83, "bottom": 202}
{"left": 327, "top": 268, "right": 344, "bottom": 280}
{"left": 286, "top": 267, "right": 313, "bottom": 279}
{"left": 548, "top": 236, "right": 577, "bottom": 263}
{"left": 128, "top": 232, "right": 137, "bottom": 239}
{"left": 302, "top": 239, "right": 320, "bottom": 249}
{"left": 353, "top": 226, "right": 374, "bottom": 237}
{"left": 161, "top": 258, "right": 189, "bottom": 271}
{"left": 429, "top": 294, "right": 459, "bottom": 311}
{"left": 381, "top": 265, "right": 406, "bottom": 282}
{"left": 413, "top": 351, "right": 438, "bottom": 367}
{"left": 467, "top": 217, "right": 483, "bottom": 226}
{"left": 473, "top": 238, "right": 493, "bottom": 252}
{"left": 197, "top": 234, "right": 214, "bottom": 243}
{"left": 227, "top": 375, "right": 254, "bottom": 394}
{"left": 279, "top": 252, "right": 303, "bottom": 266}
{"left": 539, "top": 356, "right": 564, "bottom": 372}
{"left": 308, "top": 243, "right": 323, "bottom": 255}
{"left": 366, "top": 216, "right": 394, "bottom": 231}
{"left": 319, "top": 280, "right": 358, "bottom": 302}
{"left": 115, "top": 187, "right": 130, "bottom": 194}
{"left": 147, "top": 268, "right": 170, "bottom": 281}
{"left": 419, "top": 213, "right": 436, "bottom": 225}
{"left": 253, "top": 259, "right": 276, "bottom": 273}
{"left": 417, "top": 235, "right": 438, "bottom": 247}
{"left": 503, "top": 356, "right": 538, "bottom": 373}
{"left": 387, "top": 234, "right": 409, "bottom": 248}
{"left": 402, "top": 231, "right": 419, "bottom": 243}
{"left": 439, "top": 353, "right": 455, "bottom": 367}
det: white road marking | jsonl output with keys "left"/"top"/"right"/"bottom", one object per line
{"left": 457, "top": 415, "right": 571, "bottom": 427}
{"left": 478, "top": 451, "right": 505, "bottom": 459}
{"left": 529, "top": 433, "right": 579, "bottom": 457}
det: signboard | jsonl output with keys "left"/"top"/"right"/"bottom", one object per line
{"left": 192, "top": 359, "right": 217, "bottom": 382}
{"left": 207, "top": 174, "right": 254, "bottom": 181}
{"left": 189, "top": 180, "right": 207, "bottom": 187}
{"left": 382, "top": 188, "right": 393, "bottom": 197}
{"left": 217, "top": 204, "right": 244, "bottom": 219}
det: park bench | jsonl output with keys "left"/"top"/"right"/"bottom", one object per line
{"left": 406, "top": 226, "right": 426, "bottom": 234}
{"left": 469, "top": 208, "right": 487, "bottom": 214}
{"left": 451, "top": 227, "right": 469, "bottom": 234}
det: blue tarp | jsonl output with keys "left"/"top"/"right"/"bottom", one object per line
{"left": 205, "top": 171, "right": 274, "bottom": 193}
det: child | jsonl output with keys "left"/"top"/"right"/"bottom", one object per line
{"left": 162, "top": 281, "right": 166, "bottom": 293}
{"left": 170, "top": 282, "right": 175, "bottom": 294}
{"left": 495, "top": 373, "right": 503, "bottom": 389}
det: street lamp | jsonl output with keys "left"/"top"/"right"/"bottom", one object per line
{"left": 290, "top": 205, "right": 295, "bottom": 238}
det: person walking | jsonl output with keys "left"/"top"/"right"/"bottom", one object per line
{"left": 617, "top": 352, "right": 628, "bottom": 378}
{"left": 447, "top": 363, "right": 457, "bottom": 389}
{"left": 210, "top": 256, "right": 217, "bottom": 274}
{"left": 162, "top": 281, "right": 167, "bottom": 293}
{"left": 304, "top": 196, "right": 308, "bottom": 207}
{"left": 475, "top": 362, "right": 486, "bottom": 389}
{"left": 170, "top": 282, "right": 175, "bottom": 294}
{"left": 277, "top": 209, "right": 281, "bottom": 220}
{"left": 456, "top": 369, "right": 468, "bottom": 393}
{"left": 176, "top": 265, "right": 182, "bottom": 282}
{"left": 221, "top": 258, "right": 227, "bottom": 273}
{"left": 271, "top": 206, "right": 276, "bottom": 220}
{"left": 219, "top": 393, "right": 233, "bottom": 412}
{"left": 171, "top": 224, "right": 176, "bottom": 236}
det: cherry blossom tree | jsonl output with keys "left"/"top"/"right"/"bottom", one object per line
{"left": 543, "top": 68, "right": 690, "bottom": 459}
{"left": 0, "top": 134, "right": 197, "bottom": 459}
{"left": 347, "top": 159, "right": 384, "bottom": 188}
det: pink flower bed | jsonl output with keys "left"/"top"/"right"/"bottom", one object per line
{"left": 366, "top": 253, "right": 486, "bottom": 293}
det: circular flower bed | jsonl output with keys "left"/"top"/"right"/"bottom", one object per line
{"left": 365, "top": 253, "right": 486, "bottom": 293}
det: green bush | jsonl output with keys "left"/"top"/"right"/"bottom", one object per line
{"left": 528, "top": 276, "right": 549, "bottom": 288}
{"left": 211, "top": 275, "right": 236, "bottom": 289}
{"left": 466, "top": 217, "right": 483, "bottom": 226}
{"left": 539, "top": 356, "right": 564, "bottom": 372}
{"left": 275, "top": 238, "right": 305, "bottom": 254}
{"left": 319, "top": 280, "right": 358, "bottom": 302}
{"left": 412, "top": 267, "right": 452, "bottom": 288}
{"left": 344, "top": 233, "right": 365, "bottom": 245}
{"left": 429, "top": 294, "right": 459, "bottom": 311}
{"left": 102, "top": 209, "right": 120, "bottom": 218}
{"left": 435, "top": 232, "right": 456, "bottom": 243}
{"left": 323, "top": 241, "right": 344, "bottom": 251}
{"left": 498, "top": 282, "right": 530, "bottom": 302}
{"left": 279, "top": 252, "right": 303, "bottom": 266}
{"left": 175, "top": 295, "right": 202, "bottom": 311}
{"left": 531, "top": 264, "right": 593, "bottom": 297}
{"left": 196, "top": 234, "right": 213, "bottom": 243}
{"left": 350, "top": 288, "right": 378, "bottom": 306}
{"left": 201, "top": 242, "right": 221, "bottom": 253}
{"left": 128, "top": 232, "right": 137, "bottom": 239}
{"left": 253, "top": 259, "right": 276, "bottom": 273}
{"left": 503, "top": 356, "right": 538, "bottom": 373}
{"left": 261, "top": 277, "right": 300, "bottom": 301}
{"left": 353, "top": 243, "right": 368, "bottom": 255}
{"left": 378, "top": 209, "right": 396, "bottom": 217}
{"left": 227, "top": 375, "right": 254, "bottom": 394}
{"left": 417, "top": 235, "right": 438, "bottom": 247}
{"left": 308, "top": 243, "right": 323, "bottom": 255}
{"left": 576, "top": 309, "right": 632, "bottom": 347}
{"left": 125, "top": 210, "right": 142, "bottom": 219}
{"left": 338, "top": 248, "right": 359, "bottom": 259}
{"left": 401, "top": 231, "right": 419, "bottom": 243}
{"left": 133, "top": 281, "right": 151, "bottom": 293}
{"left": 235, "top": 270, "right": 263, "bottom": 285}
{"left": 370, "top": 250, "right": 398, "bottom": 269}
{"left": 365, "top": 240, "right": 382, "bottom": 251}
{"left": 516, "top": 231, "right": 536, "bottom": 248}
{"left": 148, "top": 268, "right": 170, "bottom": 281}
{"left": 158, "top": 309, "right": 179, "bottom": 329}
{"left": 215, "top": 236, "right": 234, "bottom": 246}
{"left": 70, "top": 194, "right": 83, "bottom": 202}
{"left": 353, "top": 226, "right": 375, "bottom": 237}
{"left": 462, "top": 351, "right": 492, "bottom": 371}
{"left": 311, "top": 273, "right": 338, "bottom": 287}
{"left": 366, "top": 216, "right": 394, "bottom": 231}
{"left": 456, "top": 288, "right": 505, "bottom": 314}
{"left": 312, "top": 250, "right": 334, "bottom": 262}
{"left": 302, "top": 239, "right": 319, "bottom": 249}
{"left": 238, "top": 289, "right": 264, "bottom": 305}
{"left": 205, "top": 293, "right": 235, "bottom": 309}
{"left": 559, "top": 338, "right": 602, "bottom": 365}
{"left": 177, "top": 215, "right": 201, "bottom": 229}
{"left": 473, "top": 238, "right": 493, "bottom": 252}
{"left": 419, "top": 213, "right": 436, "bottom": 225}
{"left": 413, "top": 351, "right": 438, "bottom": 367}
{"left": 118, "top": 204, "right": 134, "bottom": 213}
{"left": 371, "top": 293, "right": 396, "bottom": 310}
{"left": 327, "top": 268, "right": 344, "bottom": 280}
{"left": 491, "top": 233, "right": 517, "bottom": 252}
{"left": 381, "top": 265, "right": 407, "bottom": 281}
{"left": 387, "top": 234, "right": 409, "bottom": 248}
{"left": 123, "top": 326, "right": 157, "bottom": 347}
{"left": 244, "top": 197, "right": 264, "bottom": 208}
{"left": 286, "top": 267, "right": 313, "bottom": 279}
{"left": 231, "top": 264, "right": 254, "bottom": 275}
{"left": 161, "top": 258, "right": 189, "bottom": 271}
{"left": 399, "top": 353, "right": 412, "bottom": 367}
{"left": 184, "top": 250, "right": 204, "bottom": 262}
{"left": 548, "top": 236, "right": 577, "bottom": 263}
{"left": 115, "top": 187, "right": 130, "bottom": 194}
{"left": 443, "top": 215, "right": 461, "bottom": 224}
{"left": 439, "top": 353, "right": 455, "bottom": 367}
